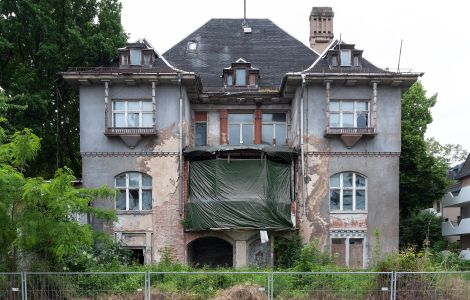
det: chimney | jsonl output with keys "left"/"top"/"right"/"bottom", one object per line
{"left": 309, "top": 7, "right": 334, "bottom": 53}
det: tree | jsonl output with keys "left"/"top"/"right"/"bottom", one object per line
{"left": 0, "top": 124, "right": 116, "bottom": 271}
{"left": 400, "top": 82, "right": 449, "bottom": 218}
{"left": 426, "top": 137, "right": 468, "bottom": 167}
{"left": 0, "top": 0, "right": 127, "bottom": 178}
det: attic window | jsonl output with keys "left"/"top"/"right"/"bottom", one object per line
{"left": 331, "top": 55, "right": 338, "bottom": 66}
{"left": 353, "top": 55, "right": 360, "bottom": 67}
{"left": 130, "top": 48, "right": 142, "bottom": 65}
{"left": 188, "top": 41, "right": 197, "bottom": 51}
{"left": 340, "top": 50, "right": 351, "bottom": 66}
{"left": 223, "top": 59, "right": 259, "bottom": 88}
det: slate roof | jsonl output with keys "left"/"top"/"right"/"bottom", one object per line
{"left": 163, "top": 19, "right": 318, "bottom": 91}
{"left": 457, "top": 154, "right": 470, "bottom": 179}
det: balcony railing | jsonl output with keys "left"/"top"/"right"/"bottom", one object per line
{"left": 442, "top": 186, "right": 470, "bottom": 208}
{"left": 442, "top": 218, "right": 470, "bottom": 236}
{"left": 325, "top": 127, "right": 376, "bottom": 135}
{"left": 105, "top": 127, "right": 157, "bottom": 136}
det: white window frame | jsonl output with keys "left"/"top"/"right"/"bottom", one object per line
{"left": 329, "top": 172, "right": 367, "bottom": 212}
{"left": 228, "top": 113, "right": 254, "bottom": 145}
{"left": 115, "top": 172, "right": 152, "bottom": 211}
{"left": 262, "top": 113, "right": 287, "bottom": 146}
{"left": 112, "top": 100, "right": 153, "bottom": 128}
{"left": 330, "top": 100, "right": 370, "bottom": 128}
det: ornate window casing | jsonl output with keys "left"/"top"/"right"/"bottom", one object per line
{"left": 223, "top": 58, "right": 260, "bottom": 88}
{"left": 115, "top": 172, "right": 152, "bottom": 211}
{"left": 329, "top": 172, "right": 367, "bottom": 212}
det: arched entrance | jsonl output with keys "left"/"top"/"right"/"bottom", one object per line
{"left": 188, "top": 237, "right": 233, "bottom": 268}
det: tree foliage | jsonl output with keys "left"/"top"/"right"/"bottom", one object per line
{"left": 0, "top": 125, "right": 117, "bottom": 271}
{"left": 0, "top": 0, "right": 127, "bottom": 178}
{"left": 400, "top": 82, "right": 449, "bottom": 217}
{"left": 426, "top": 137, "right": 468, "bottom": 167}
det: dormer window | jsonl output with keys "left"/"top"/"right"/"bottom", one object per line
{"left": 119, "top": 40, "right": 156, "bottom": 68}
{"left": 331, "top": 55, "right": 338, "bottom": 66}
{"left": 223, "top": 58, "right": 259, "bottom": 88}
{"left": 340, "top": 50, "right": 351, "bottom": 66}
{"left": 353, "top": 55, "right": 360, "bottom": 67}
{"left": 121, "top": 53, "right": 129, "bottom": 65}
{"left": 130, "top": 48, "right": 141, "bottom": 65}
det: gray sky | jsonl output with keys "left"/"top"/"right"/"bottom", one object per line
{"left": 120, "top": 0, "right": 469, "bottom": 150}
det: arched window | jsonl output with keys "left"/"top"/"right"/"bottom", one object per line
{"left": 329, "top": 172, "right": 367, "bottom": 211}
{"left": 115, "top": 172, "right": 152, "bottom": 211}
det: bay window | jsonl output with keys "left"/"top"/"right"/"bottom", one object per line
{"left": 112, "top": 100, "right": 153, "bottom": 128}
{"left": 330, "top": 100, "right": 369, "bottom": 128}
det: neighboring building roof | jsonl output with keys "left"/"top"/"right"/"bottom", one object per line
{"left": 163, "top": 19, "right": 318, "bottom": 91}
{"left": 457, "top": 154, "right": 470, "bottom": 179}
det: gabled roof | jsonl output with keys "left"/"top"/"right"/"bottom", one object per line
{"left": 163, "top": 19, "right": 318, "bottom": 92}
{"left": 457, "top": 154, "right": 470, "bottom": 179}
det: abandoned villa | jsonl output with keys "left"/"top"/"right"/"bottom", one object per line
{"left": 62, "top": 7, "right": 422, "bottom": 268}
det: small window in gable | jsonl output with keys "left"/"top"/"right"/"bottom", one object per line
{"left": 223, "top": 59, "right": 259, "bottom": 88}
{"left": 187, "top": 41, "right": 197, "bottom": 51}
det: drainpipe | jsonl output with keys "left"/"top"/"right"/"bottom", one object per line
{"left": 178, "top": 73, "right": 184, "bottom": 215}
{"left": 300, "top": 74, "right": 306, "bottom": 217}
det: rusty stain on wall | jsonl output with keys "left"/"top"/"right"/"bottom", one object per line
{"left": 330, "top": 213, "right": 367, "bottom": 230}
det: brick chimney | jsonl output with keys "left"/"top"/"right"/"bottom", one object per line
{"left": 309, "top": 7, "right": 334, "bottom": 53}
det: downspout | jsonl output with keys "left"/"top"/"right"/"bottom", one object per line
{"left": 300, "top": 74, "right": 306, "bottom": 217}
{"left": 178, "top": 73, "right": 184, "bottom": 215}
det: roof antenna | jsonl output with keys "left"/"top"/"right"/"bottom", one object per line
{"left": 397, "top": 39, "right": 403, "bottom": 73}
{"left": 242, "top": 0, "right": 251, "bottom": 32}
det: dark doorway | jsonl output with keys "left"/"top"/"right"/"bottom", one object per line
{"left": 188, "top": 237, "right": 233, "bottom": 268}
{"left": 130, "top": 248, "right": 145, "bottom": 264}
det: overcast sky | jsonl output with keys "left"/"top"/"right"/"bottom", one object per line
{"left": 120, "top": 0, "right": 469, "bottom": 151}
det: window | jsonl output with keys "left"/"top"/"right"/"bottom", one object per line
{"left": 329, "top": 100, "right": 369, "bottom": 128}
{"left": 112, "top": 100, "right": 153, "bottom": 128}
{"left": 194, "top": 112, "right": 207, "bottom": 147}
{"left": 329, "top": 172, "right": 367, "bottom": 211}
{"left": 353, "top": 55, "right": 360, "bottom": 67}
{"left": 331, "top": 238, "right": 364, "bottom": 268}
{"left": 121, "top": 54, "right": 129, "bottom": 66}
{"left": 187, "top": 41, "right": 197, "bottom": 51}
{"left": 249, "top": 74, "right": 257, "bottom": 87}
{"left": 262, "top": 113, "right": 287, "bottom": 146}
{"left": 142, "top": 53, "right": 152, "bottom": 66}
{"left": 226, "top": 73, "right": 233, "bottom": 86}
{"left": 235, "top": 69, "right": 247, "bottom": 86}
{"left": 129, "top": 48, "right": 142, "bottom": 65}
{"left": 340, "top": 49, "right": 351, "bottom": 66}
{"left": 331, "top": 55, "right": 338, "bottom": 66}
{"left": 228, "top": 113, "right": 254, "bottom": 145}
{"left": 115, "top": 172, "right": 152, "bottom": 211}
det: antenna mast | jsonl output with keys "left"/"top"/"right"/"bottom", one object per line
{"left": 397, "top": 39, "right": 403, "bottom": 72}
{"left": 242, "top": 0, "right": 247, "bottom": 27}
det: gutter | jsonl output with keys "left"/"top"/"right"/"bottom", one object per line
{"left": 300, "top": 74, "right": 306, "bottom": 217}
{"left": 178, "top": 73, "right": 184, "bottom": 215}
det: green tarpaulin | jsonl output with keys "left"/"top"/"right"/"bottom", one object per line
{"left": 186, "top": 159, "right": 293, "bottom": 230}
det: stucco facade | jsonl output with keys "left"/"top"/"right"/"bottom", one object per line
{"left": 63, "top": 7, "right": 421, "bottom": 268}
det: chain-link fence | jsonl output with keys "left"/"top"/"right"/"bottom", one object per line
{"left": 24, "top": 272, "right": 146, "bottom": 300}
{"left": 394, "top": 272, "right": 470, "bottom": 300}
{"left": 1, "top": 271, "right": 470, "bottom": 299}
{"left": 0, "top": 272, "right": 23, "bottom": 300}
{"left": 271, "top": 272, "right": 393, "bottom": 299}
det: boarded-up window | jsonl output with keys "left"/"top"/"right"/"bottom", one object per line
{"left": 331, "top": 238, "right": 346, "bottom": 266}
{"left": 349, "top": 239, "right": 363, "bottom": 268}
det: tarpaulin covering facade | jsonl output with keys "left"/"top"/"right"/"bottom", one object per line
{"left": 186, "top": 159, "right": 293, "bottom": 230}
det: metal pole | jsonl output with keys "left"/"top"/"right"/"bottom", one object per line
{"left": 23, "top": 272, "right": 28, "bottom": 300}
{"left": 178, "top": 73, "right": 184, "bottom": 215}
{"left": 300, "top": 74, "right": 306, "bottom": 216}
{"left": 392, "top": 272, "right": 397, "bottom": 300}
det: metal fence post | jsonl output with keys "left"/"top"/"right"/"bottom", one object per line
{"left": 392, "top": 272, "right": 397, "bottom": 300}
{"left": 270, "top": 272, "right": 274, "bottom": 300}
{"left": 147, "top": 271, "right": 151, "bottom": 300}
{"left": 23, "top": 272, "right": 28, "bottom": 300}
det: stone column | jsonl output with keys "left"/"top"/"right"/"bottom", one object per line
{"left": 235, "top": 240, "right": 248, "bottom": 268}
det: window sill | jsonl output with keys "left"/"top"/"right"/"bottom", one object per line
{"left": 330, "top": 210, "right": 367, "bottom": 214}
{"left": 116, "top": 210, "right": 153, "bottom": 215}
{"left": 105, "top": 127, "right": 157, "bottom": 136}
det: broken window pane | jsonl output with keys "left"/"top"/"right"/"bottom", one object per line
{"left": 356, "top": 175, "right": 366, "bottom": 187}
{"left": 343, "top": 172, "right": 353, "bottom": 187}
{"left": 142, "top": 190, "right": 152, "bottom": 210}
{"left": 356, "top": 190, "right": 366, "bottom": 210}
{"left": 116, "top": 190, "right": 126, "bottom": 210}
{"left": 127, "top": 113, "right": 139, "bottom": 127}
{"left": 330, "top": 189, "right": 340, "bottom": 210}
{"left": 129, "top": 189, "right": 139, "bottom": 210}
{"left": 343, "top": 190, "right": 353, "bottom": 210}
{"left": 129, "top": 173, "right": 139, "bottom": 187}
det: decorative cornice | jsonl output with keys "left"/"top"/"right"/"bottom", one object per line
{"left": 307, "top": 151, "right": 400, "bottom": 157}
{"left": 81, "top": 151, "right": 179, "bottom": 158}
